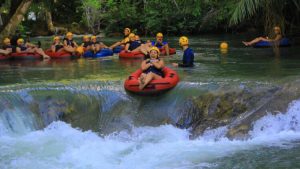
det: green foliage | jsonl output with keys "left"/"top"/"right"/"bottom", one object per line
{"left": 81, "top": 0, "right": 102, "bottom": 33}
{"left": 230, "top": 0, "right": 300, "bottom": 34}
{"left": 230, "top": 0, "right": 261, "bottom": 25}
{"left": 2, "top": 0, "right": 300, "bottom": 35}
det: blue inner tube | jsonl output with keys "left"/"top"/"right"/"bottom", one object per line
{"left": 83, "top": 51, "right": 94, "bottom": 58}
{"left": 94, "top": 48, "right": 113, "bottom": 58}
{"left": 253, "top": 38, "right": 291, "bottom": 48}
{"left": 113, "top": 46, "right": 123, "bottom": 53}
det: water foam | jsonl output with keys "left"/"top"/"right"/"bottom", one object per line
{"left": 0, "top": 100, "right": 300, "bottom": 169}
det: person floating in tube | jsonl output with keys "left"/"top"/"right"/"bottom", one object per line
{"left": 242, "top": 26, "right": 282, "bottom": 46}
{"left": 152, "top": 32, "right": 170, "bottom": 56}
{"left": 109, "top": 27, "right": 131, "bottom": 50}
{"left": 0, "top": 38, "right": 13, "bottom": 56}
{"left": 139, "top": 46, "right": 165, "bottom": 90}
{"left": 16, "top": 38, "right": 50, "bottom": 59}
{"left": 172, "top": 36, "right": 194, "bottom": 67}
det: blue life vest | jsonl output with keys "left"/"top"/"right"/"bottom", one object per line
{"left": 128, "top": 41, "right": 141, "bottom": 51}
{"left": 152, "top": 41, "right": 167, "bottom": 49}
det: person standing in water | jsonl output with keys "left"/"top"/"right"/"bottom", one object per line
{"left": 242, "top": 26, "right": 283, "bottom": 46}
{"left": 172, "top": 36, "right": 194, "bottom": 67}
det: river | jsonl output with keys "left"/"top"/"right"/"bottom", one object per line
{"left": 0, "top": 35, "right": 300, "bottom": 169}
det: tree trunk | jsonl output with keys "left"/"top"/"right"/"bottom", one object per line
{"left": 45, "top": 9, "right": 55, "bottom": 34}
{"left": 9, "top": 0, "right": 23, "bottom": 17}
{"left": 0, "top": 0, "right": 33, "bottom": 40}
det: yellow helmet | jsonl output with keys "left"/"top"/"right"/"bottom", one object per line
{"left": 83, "top": 35, "right": 90, "bottom": 40}
{"left": 128, "top": 33, "right": 135, "bottom": 38}
{"left": 220, "top": 42, "right": 228, "bottom": 49}
{"left": 3, "top": 38, "right": 10, "bottom": 44}
{"left": 17, "top": 38, "right": 24, "bottom": 44}
{"left": 156, "top": 32, "right": 163, "bottom": 37}
{"left": 149, "top": 46, "right": 160, "bottom": 55}
{"left": 76, "top": 46, "right": 84, "bottom": 54}
{"left": 53, "top": 36, "right": 60, "bottom": 41}
{"left": 66, "top": 32, "right": 73, "bottom": 37}
{"left": 124, "top": 28, "right": 131, "bottom": 33}
{"left": 179, "top": 36, "right": 189, "bottom": 46}
{"left": 91, "top": 36, "right": 97, "bottom": 40}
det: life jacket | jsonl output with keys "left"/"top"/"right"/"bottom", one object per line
{"left": 91, "top": 41, "right": 100, "bottom": 45}
{"left": 64, "top": 38, "right": 75, "bottom": 47}
{"left": 18, "top": 45, "right": 27, "bottom": 51}
{"left": 128, "top": 40, "right": 141, "bottom": 51}
{"left": 151, "top": 41, "right": 167, "bottom": 49}
{"left": 2, "top": 45, "right": 13, "bottom": 50}
{"left": 143, "top": 59, "right": 164, "bottom": 77}
{"left": 82, "top": 41, "right": 91, "bottom": 48}
{"left": 55, "top": 44, "right": 64, "bottom": 52}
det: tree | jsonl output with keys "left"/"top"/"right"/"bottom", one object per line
{"left": 0, "top": 0, "right": 33, "bottom": 40}
{"left": 230, "top": 0, "right": 300, "bottom": 34}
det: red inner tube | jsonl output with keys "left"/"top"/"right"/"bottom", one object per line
{"left": 160, "top": 48, "right": 176, "bottom": 55}
{"left": 119, "top": 50, "right": 145, "bottom": 59}
{"left": 124, "top": 67, "right": 179, "bottom": 94}
{"left": 0, "top": 54, "right": 12, "bottom": 60}
{"left": 45, "top": 49, "right": 73, "bottom": 59}
{"left": 11, "top": 52, "right": 42, "bottom": 59}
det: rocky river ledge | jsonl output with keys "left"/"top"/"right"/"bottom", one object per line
{"left": 177, "top": 80, "right": 300, "bottom": 139}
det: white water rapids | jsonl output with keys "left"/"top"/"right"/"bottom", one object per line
{"left": 0, "top": 100, "right": 300, "bottom": 169}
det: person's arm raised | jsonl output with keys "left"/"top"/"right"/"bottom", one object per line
{"left": 152, "top": 59, "right": 164, "bottom": 69}
{"left": 141, "top": 60, "right": 151, "bottom": 70}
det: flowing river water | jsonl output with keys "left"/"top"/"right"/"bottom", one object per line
{"left": 0, "top": 35, "right": 300, "bottom": 169}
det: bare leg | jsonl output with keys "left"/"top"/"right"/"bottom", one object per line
{"left": 35, "top": 48, "right": 50, "bottom": 59}
{"left": 109, "top": 41, "right": 122, "bottom": 50}
{"left": 94, "top": 44, "right": 101, "bottom": 53}
{"left": 164, "top": 44, "right": 170, "bottom": 56}
{"left": 138, "top": 73, "right": 146, "bottom": 89}
{"left": 100, "top": 42, "right": 108, "bottom": 48}
{"left": 64, "top": 46, "right": 76, "bottom": 53}
{"left": 57, "top": 48, "right": 65, "bottom": 52}
{"left": 51, "top": 46, "right": 56, "bottom": 52}
{"left": 0, "top": 49, "right": 11, "bottom": 55}
{"left": 139, "top": 72, "right": 162, "bottom": 90}
{"left": 139, "top": 73, "right": 153, "bottom": 90}
{"left": 139, "top": 44, "right": 151, "bottom": 55}
{"left": 243, "top": 37, "right": 268, "bottom": 46}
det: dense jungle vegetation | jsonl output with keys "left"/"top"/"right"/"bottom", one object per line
{"left": 0, "top": 0, "right": 300, "bottom": 39}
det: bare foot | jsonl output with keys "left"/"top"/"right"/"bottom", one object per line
{"left": 138, "top": 76, "right": 145, "bottom": 84}
{"left": 172, "top": 63, "right": 178, "bottom": 67}
{"left": 242, "top": 41, "right": 249, "bottom": 46}
{"left": 139, "top": 83, "right": 145, "bottom": 90}
{"left": 43, "top": 55, "right": 51, "bottom": 59}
